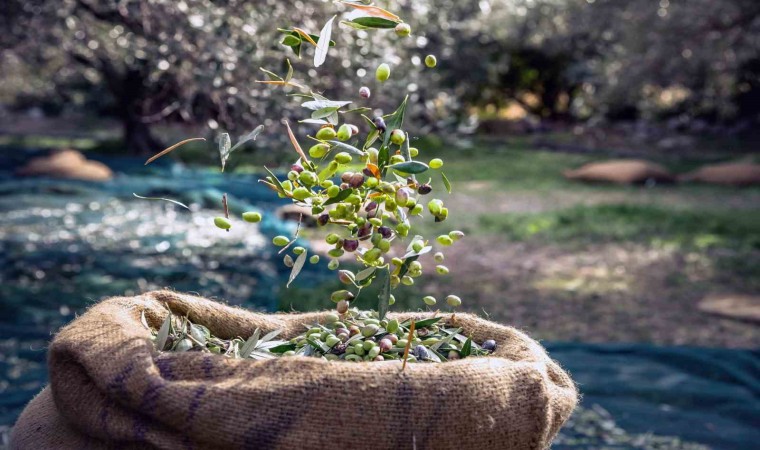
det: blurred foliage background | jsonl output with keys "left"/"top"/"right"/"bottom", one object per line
{"left": 2, "top": 0, "right": 759, "bottom": 152}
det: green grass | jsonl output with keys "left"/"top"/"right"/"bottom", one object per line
{"left": 479, "top": 203, "right": 760, "bottom": 250}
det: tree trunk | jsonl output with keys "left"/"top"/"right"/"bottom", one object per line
{"left": 123, "top": 114, "right": 163, "bottom": 155}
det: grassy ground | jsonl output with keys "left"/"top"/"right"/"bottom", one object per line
{"left": 283, "top": 138, "right": 759, "bottom": 348}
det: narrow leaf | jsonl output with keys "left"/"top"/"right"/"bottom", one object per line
{"left": 302, "top": 99, "right": 352, "bottom": 110}
{"left": 377, "top": 266, "right": 391, "bottom": 320}
{"left": 144, "top": 138, "right": 205, "bottom": 165}
{"left": 229, "top": 125, "right": 265, "bottom": 153}
{"left": 441, "top": 172, "right": 452, "bottom": 194}
{"left": 259, "top": 68, "right": 283, "bottom": 81}
{"left": 260, "top": 329, "right": 282, "bottom": 344}
{"left": 461, "top": 336, "right": 473, "bottom": 358}
{"left": 388, "top": 161, "right": 429, "bottom": 174}
{"left": 287, "top": 251, "right": 308, "bottom": 288}
{"left": 133, "top": 193, "right": 189, "bottom": 210}
{"left": 312, "top": 106, "right": 340, "bottom": 120}
{"left": 323, "top": 188, "right": 353, "bottom": 206}
{"left": 340, "top": 1, "right": 401, "bottom": 22}
{"left": 348, "top": 17, "right": 399, "bottom": 29}
{"left": 401, "top": 320, "right": 415, "bottom": 371}
{"left": 300, "top": 118, "right": 330, "bottom": 125}
{"left": 217, "top": 133, "right": 232, "bottom": 171}
{"left": 314, "top": 16, "right": 336, "bottom": 67}
{"left": 283, "top": 119, "right": 310, "bottom": 163}
{"left": 327, "top": 140, "right": 366, "bottom": 156}
{"left": 284, "top": 58, "right": 294, "bottom": 81}
{"left": 156, "top": 314, "right": 172, "bottom": 351}
{"left": 292, "top": 28, "right": 318, "bottom": 46}
{"left": 382, "top": 96, "right": 409, "bottom": 149}
{"left": 240, "top": 328, "right": 262, "bottom": 358}
{"left": 355, "top": 266, "right": 376, "bottom": 282}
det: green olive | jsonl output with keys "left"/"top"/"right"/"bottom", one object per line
{"left": 425, "top": 54, "right": 437, "bottom": 68}
{"left": 376, "top": 63, "right": 391, "bottom": 82}
{"left": 446, "top": 295, "right": 462, "bottom": 307}
{"left": 273, "top": 235, "right": 290, "bottom": 246}
{"left": 214, "top": 217, "right": 232, "bottom": 230}
{"left": 337, "top": 124, "right": 352, "bottom": 142}
{"left": 429, "top": 158, "right": 443, "bottom": 169}
{"left": 423, "top": 296, "right": 437, "bottom": 306}
{"left": 242, "top": 212, "right": 262, "bottom": 223}
{"left": 334, "top": 152, "right": 352, "bottom": 164}
{"left": 316, "top": 127, "right": 337, "bottom": 140}
{"left": 309, "top": 143, "right": 329, "bottom": 158}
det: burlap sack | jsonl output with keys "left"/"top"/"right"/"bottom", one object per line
{"left": 563, "top": 159, "right": 674, "bottom": 184}
{"left": 678, "top": 162, "right": 760, "bottom": 186}
{"left": 11, "top": 290, "right": 577, "bottom": 450}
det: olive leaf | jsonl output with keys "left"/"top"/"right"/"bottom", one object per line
{"left": 382, "top": 96, "right": 409, "bottom": 148}
{"left": 377, "top": 265, "right": 392, "bottom": 320}
{"left": 285, "top": 58, "right": 294, "bottom": 82}
{"left": 132, "top": 193, "right": 189, "bottom": 210}
{"left": 262, "top": 166, "right": 287, "bottom": 196}
{"left": 268, "top": 342, "right": 297, "bottom": 354}
{"left": 441, "top": 171, "right": 452, "bottom": 194}
{"left": 314, "top": 15, "right": 336, "bottom": 67}
{"left": 461, "top": 336, "right": 473, "bottom": 358}
{"left": 306, "top": 337, "right": 330, "bottom": 353}
{"left": 286, "top": 250, "right": 308, "bottom": 288}
{"left": 339, "top": 2, "right": 401, "bottom": 22}
{"left": 217, "top": 132, "right": 232, "bottom": 171}
{"left": 402, "top": 245, "right": 432, "bottom": 259}
{"left": 302, "top": 99, "right": 352, "bottom": 110}
{"left": 239, "top": 328, "right": 261, "bottom": 358}
{"left": 312, "top": 106, "right": 340, "bottom": 119}
{"left": 144, "top": 137, "right": 205, "bottom": 165}
{"left": 229, "top": 125, "right": 264, "bottom": 154}
{"left": 355, "top": 266, "right": 376, "bottom": 282}
{"left": 387, "top": 161, "right": 429, "bottom": 174}
{"left": 345, "top": 17, "right": 399, "bottom": 29}
{"left": 402, "top": 317, "right": 442, "bottom": 330}
{"left": 323, "top": 188, "right": 353, "bottom": 206}
{"left": 300, "top": 118, "right": 330, "bottom": 125}
{"left": 155, "top": 314, "right": 172, "bottom": 351}
{"left": 327, "top": 140, "right": 366, "bottom": 156}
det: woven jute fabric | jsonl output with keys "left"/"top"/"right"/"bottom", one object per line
{"left": 11, "top": 290, "right": 577, "bottom": 450}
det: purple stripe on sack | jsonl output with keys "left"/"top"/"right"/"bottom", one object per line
{"left": 182, "top": 386, "right": 208, "bottom": 450}
{"left": 132, "top": 379, "right": 166, "bottom": 442}
{"left": 156, "top": 357, "right": 175, "bottom": 380}
{"left": 202, "top": 355, "right": 215, "bottom": 379}
{"left": 107, "top": 361, "right": 135, "bottom": 400}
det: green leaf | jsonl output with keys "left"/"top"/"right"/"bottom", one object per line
{"left": 132, "top": 193, "right": 189, "bottom": 210}
{"left": 348, "top": 17, "right": 399, "bottom": 29}
{"left": 259, "top": 68, "right": 282, "bottom": 81}
{"left": 287, "top": 251, "right": 308, "bottom": 288}
{"left": 302, "top": 99, "right": 352, "bottom": 110}
{"left": 363, "top": 129, "right": 380, "bottom": 150}
{"left": 259, "top": 329, "right": 282, "bottom": 343}
{"left": 285, "top": 58, "right": 294, "bottom": 82}
{"left": 281, "top": 35, "right": 301, "bottom": 47}
{"left": 239, "top": 328, "right": 261, "bottom": 358}
{"left": 262, "top": 166, "right": 287, "bottom": 195}
{"left": 388, "top": 161, "right": 429, "bottom": 174}
{"left": 314, "top": 15, "right": 336, "bottom": 67}
{"left": 411, "top": 317, "right": 442, "bottom": 329}
{"left": 327, "top": 140, "right": 366, "bottom": 156}
{"left": 323, "top": 188, "right": 353, "bottom": 206}
{"left": 441, "top": 171, "right": 452, "bottom": 194}
{"left": 382, "top": 96, "right": 409, "bottom": 148}
{"left": 229, "top": 125, "right": 264, "bottom": 153}
{"left": 268, "top": 342, "right": 296, "bottom": 354}
{"left": 378, "top": 146, "right": 390, "bottom": 171}
{"left": 461, "top": 336, "right": 473, "bottom": 358}
{"left": 355, "top": 266, "right": 376, "bottom": 282}
{"left": 397, "top": 255, "right": 419, "bottom": 279}
{"left": 217, "top": 132, "right": 232, "bottom": 171}
{"left": 155, "top": 313, "right": 172, "bottom": 351}
{"left": 312, "top": 106, "right": 340, "bottom": 120}
{"left": 402, "top": 245, "right": 432, "bottom": 259}
{"left": 300, "top": 118, "right": 330, "bottom": 125}
{"left": 306, "top": 337, "right": 330, "bottom": 353}
{"left": 377, "top": 266, "right": 392, "bottom": 320}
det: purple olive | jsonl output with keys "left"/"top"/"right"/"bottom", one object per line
{"left": 373, "top": 116, "right": 386, "bottom": 132}
{"left": 291, "top": 163, "right": 304, "bottom": 173}
{"left": 412, "top": 345, "right": 430, "bottom": 361}
{"left": 482, "top": 340, "right": 497, "bottom": 352}
{"left": 379, "top": 338, "right": 393, "bottom": 352}
{"left": 349, "top": 173, "right": 365, "bottom": 188}
{"left": 343, "top": 239, "right": 359, "bottom": 252}
{"left": 365, "top": 201, "right": 378, "bottom": 212}
{"left": 317, "top": 214, "right": 330, "bottom": 226}
{"left": 360, "top": 86, "right": 371, "bottom": 98}
{"left": 378, "top": 226, "right": 392, "bottom": 239}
